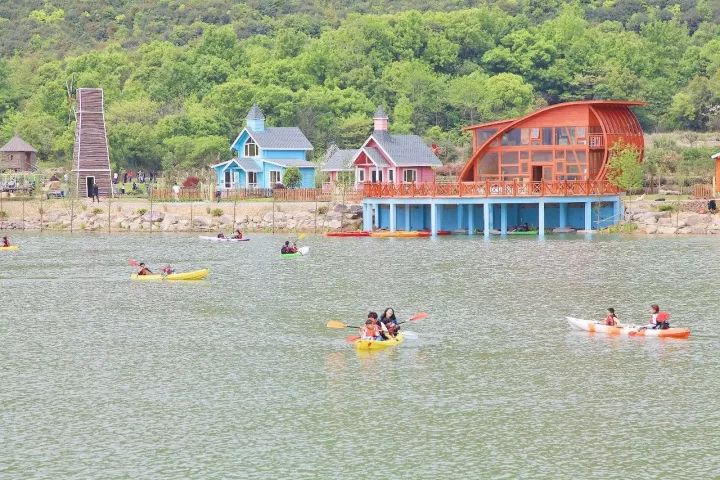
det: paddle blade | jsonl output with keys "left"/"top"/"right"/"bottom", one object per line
{"left": 298, "top": 233, "right": 306, "bottom": 240}
{"left": 409, "top": 312, "right": 428, "bottom": 322}
{"left": 127, "top": 258, "right": 140, "bottom": 267}
{"left": 326, "top": 320, "right": 348, "bottom": 329}
{"left": 345, "top": 335, "right": 360, "bottom": 343}
{"left": 298, "top": 246, "right": 310, "bottom": 255}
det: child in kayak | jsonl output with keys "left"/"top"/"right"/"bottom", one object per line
{"left": 603, "top": 308, "right": 621, "bottom": 327}
{"left": 231, "top": 229, "right": 243, "bottom": 240}
{"left": 2, "top": 236, "right": 10, "bottom": 247}
{"left": 379, "top": 307, "right": 399, "bottom": 338}
{"left": 360, "top": 312, "right": 382, "bottom": 340}
{"left": 647, "top": 304, "right": 670, "bottom": 329}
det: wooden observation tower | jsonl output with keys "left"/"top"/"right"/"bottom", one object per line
{"left": 72, "top": 88, "right": 112, "bottom": 198}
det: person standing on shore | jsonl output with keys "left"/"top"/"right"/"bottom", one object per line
{"left": 92, "top": 184, "right": 100, "bottom": 203}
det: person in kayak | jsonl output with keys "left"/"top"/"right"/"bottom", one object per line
{"left": 217, "top": 232, "right": 226, "bottom": 239}
{"left": 161, "top": 265, "right": 175, "bottom": 275}
{"left": 603, "top": 307, "right": 621, "bottom": 326}
{"left": 647, "top": 304, "right": 670, "bottom": 329}
{"left": 379, "top": 307, "right": 399, "bottom": 339}
{"left": 137, "top": 263, "right": 153, "bottom": 275}
{"left": 360, "top": 312, "right": 382, "bottom": 340}
{"left": 2, "top": 236, "right": 10, "bottom": 247}
{"left": 281, "top": 241, "right": 291, "bottom": 254}
{"left": 231, "top": 229, "right": 243, "bottom": 240}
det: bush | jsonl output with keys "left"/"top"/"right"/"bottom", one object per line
{"left": 0, "top": 210, "right": 7, "bottom": 219}
{"left": 283, "top": 167, "right": 302, "bottom": 188}
{"left": 658, "top": 203, "right": 678, "bottom": 212}
{"left": 211, "top": 208, "right": 224, "bottom": 217}
{"left": 137, "top": 208, "right": 147, "bottom": 215}
{"left": 183, "top": 176, "right": 200, "bottom": 188}
{"left": 92, "top": 208, "right": 103, "bottom": 215}
{"left": 317, "top": 206, "right": 328, "bottom": 215}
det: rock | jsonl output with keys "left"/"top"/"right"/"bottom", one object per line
{"left": 643, "top": 224, "right": 658, "bottom": 234}
{"left": 348, "top": 205, "right": 363, "bottom": 215}
{"left": 218, "top": 214, "right": 233, "bottom": 225}
{"left": 143, "top": 211, "right": 164, "bottom": 222}
{"left": 656, "top": 226, "right": 677, "bottom": 235}
{"left": 333, "top": 204, "right": 349, "bottom": 213}
{"left": 690, "top": 226, "right": 708, "bottom": 234}
{"left": 553, "top": 227, "right": 576, "bottom": 233}
{"left": 677, "top": 226, "right": 692, "bottom": 234}
{"left": 193, "top": 216, "right": 211, "bottom": 227}
{"left": 657, "top": 217, "right": 674, "bottom": 226}
{"left": 683, "top": 213, "right": 709, "bottom": 226}
{"left": 327, "top": 219, "right": 342, "bottom": 229}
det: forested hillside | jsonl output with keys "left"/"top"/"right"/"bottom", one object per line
{"left": 0, "top": 0, "right": 718, "bottom": 172}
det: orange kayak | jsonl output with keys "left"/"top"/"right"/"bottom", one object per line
{"left": 325, "top": 231, "right": 370, "bottom": 237}
{"left": 567, "top": 317, "right": 690, "bottom": 339}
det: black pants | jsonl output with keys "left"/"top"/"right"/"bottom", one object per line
{"left": 653, "top": 322, "right": 669, "bottom": 330}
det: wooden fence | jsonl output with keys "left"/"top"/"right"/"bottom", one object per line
{"left": 150, "top": 186, "right": 332, "bottom": 202}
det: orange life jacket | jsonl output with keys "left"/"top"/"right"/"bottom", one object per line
{"left": 363, "top": 324, "right": 380, "bottom": 338}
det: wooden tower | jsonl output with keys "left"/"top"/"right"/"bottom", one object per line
{"left": 72, "top": 88, "right": 112, "bottom": 197}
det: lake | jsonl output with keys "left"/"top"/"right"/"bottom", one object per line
{"left": 1, "top": 232, "right": 718, "bottom": 478}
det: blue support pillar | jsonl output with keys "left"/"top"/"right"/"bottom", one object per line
{"left": 559, "top": 203, "right": 567, "bottom": 229}
{"left": 538, "top": 201, "right": 545, "bottom": 238}
{"left": 468, "top": 205, "right": 475, "bottom": 235}
{"left": 613, "top": 200, "right": 621, "bottom": 226}
{"left": 488, "top": 204, "right": 494, "bottom": 231}
{"left": 430, "top": 202, "right": 438, "bottom": 238}
{"left": 373, "top": 204, "right": 380, "bottom": 229}
{"left": 389, "top": 203, "right": 396, "bottom": 232}
{"left": 363, "top": 203, "right": 371, "bottom": 231}
{"left": 436, "top": 205, "right": 443, "bottom": 230}
{"left": 405, "top": 205, "right": 410, "bottom": 231}
{"left": 483, "top": 203, "right": 490, "bottom": 239}
{"left": 584, "top": 201, "right": 592, "bottom": 231}
{"left": 500, "top": 203, "right": 508, "bottom": 236}
{"left": 457, "top": 205, "right": 463, "bottom": 231}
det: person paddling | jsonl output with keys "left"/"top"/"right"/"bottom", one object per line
{"left": 603, "top": 307, "right": 621, "bottom": 327}
{"left": 161, "top": 265, "right": 175, "bottom": 275}
{"left": 2, "top": 236, "right": 10, "bottom": 247}
{"left": 379, "top": 307, "right": 400, "bottom": 339}
{"left": 231, "top": 229, "right": 243, "bottom": 240}
{"left": 281, "top": 241, "right": 291, "bottom": 254}
{"left": 647, "top": 304, "right": 670, "bottom": 329}
{"left": 217, "top": 232, "right": 226, "bottom": 239}
{"left": 137, "top": 262, "right": 153, "bottom": 276}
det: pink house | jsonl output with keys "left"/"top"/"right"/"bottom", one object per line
{"left": 322, "top": 107, "right": 441, "bottom": 187}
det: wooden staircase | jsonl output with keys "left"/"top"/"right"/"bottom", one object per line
{"left": 72, "top": 88, "right": 112, "bottom": 197}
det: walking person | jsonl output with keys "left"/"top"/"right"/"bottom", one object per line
{"left": 92, "top": 184, "right": 100, "bottom": 203}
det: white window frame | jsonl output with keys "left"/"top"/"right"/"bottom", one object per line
{"left": 403, "top": 169, "right": 417, "bottom": 183}
{"left": 224, "top": 170, "right": 233, "bottom": 189}
{"left": 357, "top": 168, "right": 365, "bottom": 184}
{"left": 270, "top": 170, "right": 282, "bottom": 186}
{"left": 371, "top": 169, "right": 383, "bottom": 183}
{"left": 388, "top": 168, "right": 395, "bottom": 183}
{"left": 244, "top": 139, "right": 259, "bottom": 157}
{"left": 248, "top": 171, "right": 257, "bottom": 188}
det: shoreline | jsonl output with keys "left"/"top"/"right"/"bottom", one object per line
{"left": 0, "top": 198, "right": 363, "bottom": 233}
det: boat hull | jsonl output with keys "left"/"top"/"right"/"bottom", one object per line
{"left": 370, "top": 231, "right": 431, "bottom": 238}
{"left": 131, "top": 268, "right": 209, "bottom": 281}
{"left": 325, "top": 231, "right": 370, "bottom": 237}
{"left": 566, "top": 317, "right": 690, "bottom": 339}
{"left": 199, "top": 236, "right": 249, "bottom": 242}
{"left": 354, "top": 333, "right": 405, "bottom": 350}
{"left": 0, "top": 245, "right": 19, "bottom": 251}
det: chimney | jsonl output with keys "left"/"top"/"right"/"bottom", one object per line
{"left": 373, "top": 106, "right": 388, "bottom": 132}
{"left": 246, "top": 104, "right": 265, "bottom": 132}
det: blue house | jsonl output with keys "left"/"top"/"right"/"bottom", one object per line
{"left": 212, "top": 105, "right": 316, "bottom": 190}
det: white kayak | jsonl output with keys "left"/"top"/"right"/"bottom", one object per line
{"left": 199, "top": 236, "right": 249, "bottom": 242}
{"left": 566, "top": 317, "right": 690, "bottom": 339}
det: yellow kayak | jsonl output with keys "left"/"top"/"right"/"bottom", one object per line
{"left": 130, "top": 268, "right": 209, "bottom": 281}
{"left": 355, "top": 333, "right": 405, "bottom": 351}
{"left": 0, "top": 245, "right": 19, "bottom": 251}
{"left": 370, "top": 231, "right": 430, "bottom": 238}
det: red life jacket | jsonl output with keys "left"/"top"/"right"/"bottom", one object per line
{"left": 363, "top": 324, "right": 379, "bottom": 338}
{"left": 656, "top": 312, "right": 670, "bottom": 323}
{"left": 604, "top": 315, "right": 616, "bottom": 326}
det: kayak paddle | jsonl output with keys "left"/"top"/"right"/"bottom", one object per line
{"left": 128, "top": 258, "right": 140, "bottom": 267}
{"left": 326, "top": 320, "right": 361, "bottom": 329}
{"left": 398, "top": 312, "right": 428, "bottom": 325}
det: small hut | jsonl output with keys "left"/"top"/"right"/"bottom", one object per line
{"left": 0, "top": 135, "right": 38, "bottom": 172}
{"left": 713, "top": 152, "right": 720, "bottom": 194}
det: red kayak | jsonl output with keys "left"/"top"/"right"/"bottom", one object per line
{"left": 325, "top": 231, "right": 371, "bottom": 237}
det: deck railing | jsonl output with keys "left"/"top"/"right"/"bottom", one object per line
{"left": 588, "top": 134, "right": 604, "bottom": 148}
{"left": 362, "top": 180, "right": 620, "bottom": 198}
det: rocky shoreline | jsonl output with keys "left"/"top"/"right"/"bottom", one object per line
{"left": 624, "top": 209, "right": 720, "bottom": 235}
{"left": 0, "top": 200, "right": 364, "bottom": 233}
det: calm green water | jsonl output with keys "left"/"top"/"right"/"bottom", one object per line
{"left": 1, "top": 232, "right": 719, "bottom": 479}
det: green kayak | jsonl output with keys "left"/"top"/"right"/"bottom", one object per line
{"left": 281, "top": 246, "right": 310, "bottom": 258}
{"left": 508, "top": 230, "right": 539, "bottom": 235}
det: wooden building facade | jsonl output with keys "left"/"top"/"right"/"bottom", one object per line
{"left": 72, "top": 88, "right": 112, "bottom": 197}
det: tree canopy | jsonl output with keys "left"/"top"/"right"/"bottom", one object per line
{"left": 0, "top": 1, "right": 719, "bottom": 171}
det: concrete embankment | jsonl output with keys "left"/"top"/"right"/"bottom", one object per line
{"left": 0, "top": 198, "right": 363, "bottom": 233}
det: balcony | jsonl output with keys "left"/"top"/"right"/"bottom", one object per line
{"left": 588, "top": 134, "right": 605, "bottom": 149}
{"left": 362, "top": 180, "right": 620, "bottom": 198}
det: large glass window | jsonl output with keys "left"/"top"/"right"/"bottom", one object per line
{"left": 502, "top": 151, "right": 519, "bottom": 164}
{"left": 270, "top": 170, "right": 282, "bottom": 185}
{"left": 476, "top": 129, "right": 496, "bottom": 144}
{"left": 532, "top": 151, "right": 552, "bottom": 163}
{"left": 502, "top": 129, "right": 522, "bottom": 146}
{"left": 478, "top": 152, "right": 499, "bottom": 175}
{"left": 248, "top": 172, "right": 257, "bottom": 186}
{"left": 541, "top": 127, "right": 553, "bottom": 145}
{"left": 244, "top": 139, "right": 259, "bottom": 157}
{"left": 403, "top": 169, "right": 417, "bottom": 183}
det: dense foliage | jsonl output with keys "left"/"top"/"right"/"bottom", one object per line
{"left": 0, "top": 1, "right": 719, "bottom": 172}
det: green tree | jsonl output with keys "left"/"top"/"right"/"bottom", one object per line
{"left": 283, "top": 166, "right": 302, "bottom": 188}
{"left": 607, "top": 143, "right": 644, "bottom": 213}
